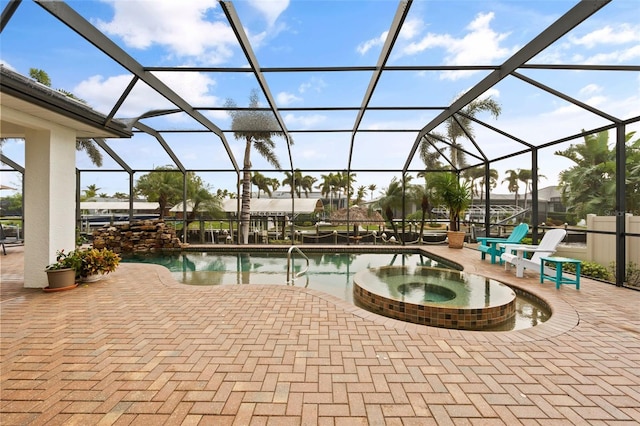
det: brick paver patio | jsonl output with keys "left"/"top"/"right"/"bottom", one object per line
{"left": 1, "top": 244, "right": 639, "bottom": 425}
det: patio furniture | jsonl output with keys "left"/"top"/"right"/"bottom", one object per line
{"left": 0, "top": 223, "right": 23, "bottom": 255}
{"left": 501, "top": 229, "right": 567, "bottom": 278}
{"left": 477, "top": 223, "right": 529, "bottom": 264}
{"left": 540, "top": 256, "right": 581, "bottom": 289}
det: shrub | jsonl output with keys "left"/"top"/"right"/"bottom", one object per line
{"left": 561, "top": 261, "right": 611, "bottom": 280}
{"left": 609, "top": 262, "right": 640, "bottom": 287}
{"left": 78, "top": 248, "right": 121, "bottom": 277}
{"left": 545, "top": 217, "right": 565, "bottom": 226}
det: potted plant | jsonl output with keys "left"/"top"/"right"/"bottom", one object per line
{"left": 431, "top": 172, "right": 471, "bottom": 249}
{"left": 45, "top": 249, "right": 82, "bottom": 290}
{"left": 78, "top": 247, "right": 121, "bottom": 282}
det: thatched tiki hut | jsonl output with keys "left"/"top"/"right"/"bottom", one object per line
{"left": 330, "top": 206, "right": 385, "bottom": 230}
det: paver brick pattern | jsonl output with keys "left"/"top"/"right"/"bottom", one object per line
{"left": 1, "top": 245, "right": 639, "bottom": 425}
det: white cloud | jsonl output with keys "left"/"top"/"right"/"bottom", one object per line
{"left": 155, "top": 71, "right": 220, "bottom": 107}
{"left": 579, "top": 84, "right": 601, "bottom": 96}
{"left": 96, "top": 0, "right": 237, "bottom": 65}
{"left": 399, "top": 18, "right": 423, "bottom": 40}
{"left": 569, "top": 24, "right": 640, "bottom": 48}
{"left": 400, "top": 12, "right": 515, "bottom": 81}
{"left": 584, "top": 95, "right": 607, "bottom": 108}
{"left": 541, "top": 23, "right": 640, "bottom": 65}
{"left": 298, "top": 77, "right": 326, "bottom": 94}
{"left": 73, "top": 71, "right": 224, "bottom": 120}
{"left": 247, "top": 0, "right": 289, "bottom": 27}
{"left": 284, "top": 113, "right": 326, "bottom": 129}
{"left": 480, "top": 88, "right": 500, "bottom": 100}
{"left": 73, "top": 74, "right": 137, "bottom": 115}
{"left": 357, "top": 32, "right": 387, "bottom": 55}
{"left": 276, "top": 91, "right": 302, "bottom": 106}
{"left": 357, "top": 17, "right": 423, "bottom": 56}
{"left": 582, "top": 45, "right": 640, "bottom": 65}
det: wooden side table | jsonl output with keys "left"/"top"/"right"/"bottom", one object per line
{"left": 540, "top": 256, "right": 581, "bottom": 289}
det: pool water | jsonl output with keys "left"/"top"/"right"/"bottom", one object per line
{"left": 122, "top": 251, "right": 549, "bottom": 331}
{"left": 122, "top": 251, "right": 448, "bottom": 300}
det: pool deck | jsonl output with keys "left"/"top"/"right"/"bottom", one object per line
{"left": 1, "top": 243, "right": 639, "bottom": 425}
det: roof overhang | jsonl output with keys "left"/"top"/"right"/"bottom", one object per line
{"left": 0, "top": 66, "right": 132, "bottom": 139}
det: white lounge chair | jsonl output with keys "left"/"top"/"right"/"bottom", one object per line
{"left": 501, "top": 229, "right": 567, "bottom": 278}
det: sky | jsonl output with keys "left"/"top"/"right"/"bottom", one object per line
{"left": 1, "top": 0, "right": 639, "bottom": 200}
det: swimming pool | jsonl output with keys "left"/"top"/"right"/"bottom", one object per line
{"left": 121, "top": 250, "right": 549, "bottom": 331}
{"left": 122, "top": 251, "right": 451, "bottom": 300}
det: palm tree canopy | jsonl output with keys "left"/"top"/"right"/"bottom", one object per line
{"left": 555, "top": 130, "right": 640, "bottom": 217}
{"left": 225, "top": 89, "right": 286, "bottom": 169}
{"left": 420, "top": 96, "right": 501, "bottom": 170}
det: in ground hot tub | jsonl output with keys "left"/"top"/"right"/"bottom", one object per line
{"left": 353, "top": 266, "right": 516, "bottom": 330}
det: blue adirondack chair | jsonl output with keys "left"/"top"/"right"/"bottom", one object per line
{"left": 477, "top": 223, "right": 529, "bottom": 264}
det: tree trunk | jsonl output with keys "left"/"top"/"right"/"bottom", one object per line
{"left": 240, "top": 139, "right": 252, "bottom": 244}
{"left": 385, "top": 206, "right": 399, "bottom": 241}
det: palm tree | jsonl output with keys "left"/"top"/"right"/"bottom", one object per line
{"left": 267, "top": 177, "right": 280, "bottom": 195}
{"left": 83, "top": 184, "right": 100, "bottom": 200}
{"left": 478, "top": 168, "right": 499, "bottom": 202}
{"left": 282, "top": 169, "right": 304, "bottom": 198}
{"left": 333, "top": 171, "right": 356, "bottom": 209}
{"left": 555, "top": 130, "right": 640, "bottom": 218}
{"left": 367, "top": 184, "right": 377, "bottom": 200}
{"left": 463, "top": 166, "right": 485, "bottom": 201}
{"left": 502, "top": 169, "right": 520, "bottom": 207}
{"left": 317, "top": 173, "right": 337, "bottom": 210}
{"left": 517, "top": 169, "right": 546, "bottom": 209}
{"left": 409, "top": 182, "right": 434, "bottom": 242}
{"left": 378, "top": 177, "right": 404, "bottom": 240}
{"left": 431, "top": 172, "right": 471, "bottom": 234}
{"left": 420, "top": 97, "right": 501, "bottom": 169}
{"left": 354, "top": 186, "right": 367, "bottom": 205}
{"left": 225, "top": 89, "right": 286, "bottom": 244}
{"left": 300, "top": 174, "right": 317, "bottom": 198}
{"left": 216, "top": 188, "right": 236, "bottom": 199}
{"left": 462, "top": 166, "right": 499, "bottom": 203}
{"left": 419, "top": 136, "right": 444, "bottom": 171}
{"left": 185, "top": 174, "right": 223, "bottom": 227}
{"left": 251, "top": 171, "right": 272, "bottom": 198}
{"left": 134, "top": 166, "right": 183, "bottom": 219}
